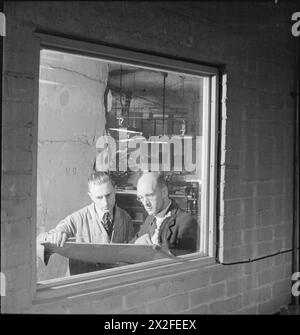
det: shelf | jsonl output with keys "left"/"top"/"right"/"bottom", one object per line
{"left": 116, "top": 189, "right": 137, "bottom": 195}
{"left": 116, "top": 190, "right": 195, "bottom": 200}
{"left": 116, "top": 189, "right": 196, "bottom": 201}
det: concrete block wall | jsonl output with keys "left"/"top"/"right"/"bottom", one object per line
{"left": 1, "top": 1, "right": 298, "bottom": 313}
{"left": 25, "top": 252, "right": 292, "bottom": 314}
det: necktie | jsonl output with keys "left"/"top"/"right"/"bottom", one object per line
{"left": 151, "top": 218, "right": 163, "bottom": 245}
{"left": 102, "top": 212, "right": 113, "bottom": 239}
{"left": 151, "top": 211, "right": 172, "bottom": 245}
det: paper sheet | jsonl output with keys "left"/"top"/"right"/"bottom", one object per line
{"left": 41, "top": 242, "right": 176, "bottom": 264}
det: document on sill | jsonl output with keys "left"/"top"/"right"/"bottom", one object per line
{"left": 41, "top": 241, "right": 177, "bottom": 264}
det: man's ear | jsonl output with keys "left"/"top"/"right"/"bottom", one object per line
{"left": 88, "top": 192, "right": 93, "bottom": 201}
{"left": 162, "top": 185, "right": 168, "bottom": 198}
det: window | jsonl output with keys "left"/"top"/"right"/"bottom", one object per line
{"left": 35, "top": 35, "right": 218, "bottom": 283}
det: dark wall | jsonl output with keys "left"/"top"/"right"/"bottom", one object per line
{"left": 1, "top": 1, "right": 298, "bottom": 313}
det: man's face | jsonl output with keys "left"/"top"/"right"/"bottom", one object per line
{"left": 88, "top": 181, "right": 115, "bottom": 214}
{"left": 137, "top": 179, "right": 166, "bottom": 216}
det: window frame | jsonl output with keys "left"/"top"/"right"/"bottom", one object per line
{"left": 32, "top": 32, "right": 219, "bottom": 302}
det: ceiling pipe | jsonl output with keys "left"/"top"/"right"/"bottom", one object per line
{"left": 289, "top": 31, "right": 300, "bottom": 313}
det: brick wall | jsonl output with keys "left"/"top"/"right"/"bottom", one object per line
{"left": 1, "top": 1, "right": 298, "bottom": 313}
{"left": 21, "top": 253, "right": 292, "bottom": 314}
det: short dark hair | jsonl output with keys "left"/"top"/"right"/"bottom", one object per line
{"left": 88, "top": 171, "right": 113, "bottom": 189}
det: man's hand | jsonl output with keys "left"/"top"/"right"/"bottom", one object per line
{"left": 46, "top": 231, "right": 68, "bottom": 247}
{"left": 134, "top": 233, "right": 153, "bottom": 245}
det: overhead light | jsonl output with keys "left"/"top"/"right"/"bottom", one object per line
{"left": 181, "top": 135, "right": 193, "bottom": 139}
{"left": 108, "top": 127, "right": 142, "bottom": 135}
{"left": 145, "top": 141, "right": 169, "bottom": 144}
{"left": 118, "top": 138, "right": 136, "bottom": 142}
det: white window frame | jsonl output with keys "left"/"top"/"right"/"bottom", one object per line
{"left": 31, "top": 33, "right": 219, "bottom": 303}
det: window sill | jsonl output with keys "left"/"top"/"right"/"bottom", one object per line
{"left": 34, "top": 254, "right": 215, "bottom": 304}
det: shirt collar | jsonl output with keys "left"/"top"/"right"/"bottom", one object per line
{"left": 154, "top": 199, "right": 172, "bottom": 219}
{"left": 95, "top": 205, "right": 114, "bottom": 222}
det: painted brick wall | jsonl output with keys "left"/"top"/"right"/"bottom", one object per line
{"left": 1, "top": 1, "right": 298, "bottom": 313}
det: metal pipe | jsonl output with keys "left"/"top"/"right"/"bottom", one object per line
{"left": 291, "top": 34, "right": 300, "bottom": 308}
{"left": 162, "top": 72, "right": 167, "bottom": 134}
{"left": 0, "top": 2, "right": 4, "bottom": 112}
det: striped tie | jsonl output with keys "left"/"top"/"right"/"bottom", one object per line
{"left": 151, "top": 211, "right": 172, "bottom": 245}
{"left": 151, "top": 218, "right": 163, "bottom": 245}
{"left": 102, "top": 212, "right": 113, "bottom": 239}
